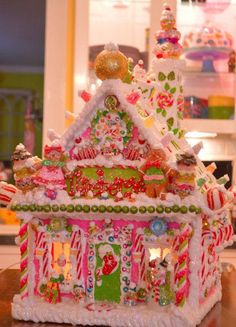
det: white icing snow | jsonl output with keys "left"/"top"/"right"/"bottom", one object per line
{"left": 12, "top": 296, "right": 195, "bottom": 327}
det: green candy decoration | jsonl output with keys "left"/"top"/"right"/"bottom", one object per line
{"left": 29, "top": 204, "right": 36, "bottom": 212}
{"left": 43, "top": 205, "right": 51, "bottom": 212}
{"left": 67, "top": 204, "right": 74, "bottom": 213}
{"left": 156, "top": 205, "right": 164, "bottom": 214}
{"left": 75, "top": 205, "right": 82, "bottom": 212}
{"left": 106, "top": 206, "right": 113, "bottom": 213}
{"left": 60, "top": 204, "right": 67, "bottom": 211}
{"left": 37, "top": 205, "right": 43, "bottom": 212}
{"left": 172, "top": 205, "right": 179, "bottom": 213}
{"left": 15, "top": 204, "right": 21, "bottom": 211}
{"left": 91, "top": 205, "right": 98, "bottom": 212}
{"left": 52, "top": 205, "right": 59, "bottom": 212}
{"left": 114, "top": 205, "right": 121, "bottom": 213}
{"left": 139, "top": 206, "right": 147, "bottom": 214}
{"left": 147, "top": 206, "right": 155, "bottom": 214}
{"left": 130, "top": 206, "right": 138, "bottom": 214}
{"left": 122, "top": 206, "right": 129, "bottom": 213}
{"left": 180, "top": 206, "right": 188, "bottom": 214}
{"left": 98, "top": 205, "right": 106, "bottom": 213}
{"left": 83, "top": 205, "right": 90, "bottom": 213}
{"left": 22, "top": 205, "right": 29, "bottom": 212}
{"left": 189, "top": 205, "right": 196, "bottom": 213}
{"left": 165, "top": 207, "right": 171, "bottom": 214}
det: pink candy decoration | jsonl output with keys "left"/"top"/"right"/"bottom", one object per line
{"left": 167, "top": 221, "right": 179, "bottom": 230}
{"left": 156, "top": 91, "right": 174, "bottom": 110}
{"left": 79, "top": 90, "right": 91, "bottom": 103}
{"left": 126, "top": 92, "right": 141, "bottom": 105}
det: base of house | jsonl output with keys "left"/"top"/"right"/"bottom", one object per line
{"left": 12, "top": 292, "right": 220, "bottom": 327}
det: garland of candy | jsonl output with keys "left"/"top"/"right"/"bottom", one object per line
{"left": 19, "top": 220, "right": 29, "bottom": 299}
{"left": 175, "top": 223, "right": 192, "bottom": 307}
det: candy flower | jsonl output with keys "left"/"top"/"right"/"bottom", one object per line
{"left": 157, "top": 91, "right": 174, "bottom": 110}
{"left": 126, "top": 91, "right": 141, "bottom": 105}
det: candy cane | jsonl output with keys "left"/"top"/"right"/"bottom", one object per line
{"left": 36, "top": 230, "right": 49, "bottom": 279}
{"left": 201, "top": 229, "right": 212, "bottom": 286}
{"left": 70, "top": 229, "right": 83, "bottom": 282}
{"left": 134, "top": 232, "right": 142, "bottom": 254}
{"left": 172, "top": 235, "right": 179, "bottom": 284}
{"left": 175, "top": 223, "right": 192, "bottom": 307}
{"left": 224, "top": 224, "right": 234, "bottom": 242}
{"left": 19, "top": 220, "right": 29, "bottom": 299}
{"left": 139, "top": 236, "right": 146, "bottom": 284}
{"left": 215, "top": 227, "right": 224, "bottom": 247}
{"left": 0, "top": 182, "right": 17, "bottom": 206}
{"left": 134, "top": 232, "right": 146, "bottom": 285}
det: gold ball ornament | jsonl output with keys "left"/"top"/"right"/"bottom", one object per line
{"left": 95, "top": 43, "right": 128, "bottom": 81}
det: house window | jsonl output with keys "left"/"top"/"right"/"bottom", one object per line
{"left": 149, "top": 247, "right": 171, "bottom": 261}
{"left": 52, "top": 242, "right": 71, "bottom": 280}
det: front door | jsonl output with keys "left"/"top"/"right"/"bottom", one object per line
{"left": 94, "top": 242, "right": 121, "bottom": 303}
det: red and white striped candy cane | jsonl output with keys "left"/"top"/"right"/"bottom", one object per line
{"left": 201, "top": 229, "right": 213, "bottom": 286}
{"left": 19, "top": 220, "right": 29, "bottom": 299}
{"left": 152, "top": 278, "right": 162, "bottom": 303}
{"left": 134, "top": 232, "right": 146, "bottom": 285}
{"left": 175, "top": 223, "right": 192, "bottom": 307}
{"left": 0, "top": 182, "right": 17, "bottom": 206}
{"left": 215, "top": 227, "right": 224, "bottom": 247}
{"left": 224, "top": 224, "right": 234, "bottom": 242}
{"left": 134, "top": 232, "right": 142, "bottom": 254}
{"left": 172, "top": 235, "right": 179, "bottom": 284}
{"left": 36, "top": 231, "right": 49, "bottom": 279}
{"left": 70, "top": 229, "right": 83, "bottom": 281}
{"left": 76, "top": 235, "right": 83, "bottom": 281}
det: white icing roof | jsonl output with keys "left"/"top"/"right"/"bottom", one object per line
{"left": 60, "top": 79, "right": 164, "bottom": 152}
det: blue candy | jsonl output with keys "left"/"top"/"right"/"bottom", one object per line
{"left": 150, "top": 218, "right": 167, "bottom": 236}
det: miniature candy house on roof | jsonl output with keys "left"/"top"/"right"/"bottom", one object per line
{"left": 0, "top": 5, "right": 235, "bottom": 327}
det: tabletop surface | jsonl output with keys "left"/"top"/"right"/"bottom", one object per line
{"left": 1, "top": 269, "right": 236, "bottom": 327}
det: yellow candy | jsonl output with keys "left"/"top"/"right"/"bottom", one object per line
{"left": 144, "top": 116, "right": 155, "bottom": 127}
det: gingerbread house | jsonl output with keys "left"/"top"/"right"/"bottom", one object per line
{"left": 1, "top": 5, "right": 234, "bottom": 327}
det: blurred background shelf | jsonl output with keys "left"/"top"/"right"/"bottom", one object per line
{"left": 181, "top": 118, "right": 236, "bottom": 134}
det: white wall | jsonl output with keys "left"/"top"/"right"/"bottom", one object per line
{"left": 89, "top": 0, "right": 150, "bottom": 52}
